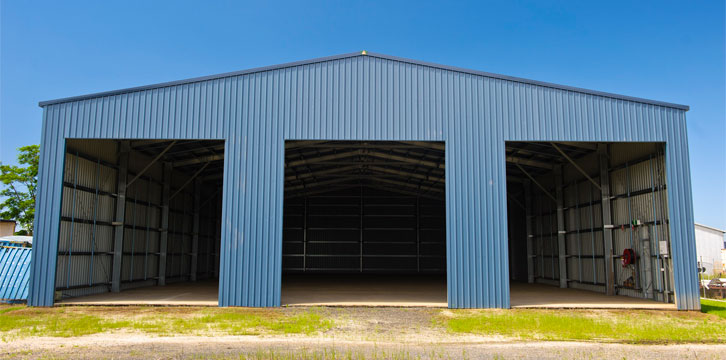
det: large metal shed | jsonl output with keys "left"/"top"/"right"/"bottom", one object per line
{"left": 28, "top": 52, "right": 700, "bottom": 310}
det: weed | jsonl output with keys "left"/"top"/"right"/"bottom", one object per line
{"left": 440, "top": 306, "right": 726, "bottom": 343}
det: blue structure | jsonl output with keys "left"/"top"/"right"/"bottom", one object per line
{"left": 0, "top": 246, "right": 31, "bottom": 302}
{"left": 28, "top": 52, "right": 699, "bottom": 309}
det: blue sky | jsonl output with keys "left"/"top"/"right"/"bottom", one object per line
{"left": 1, "top": 1, "right": 724, "bottom": 229}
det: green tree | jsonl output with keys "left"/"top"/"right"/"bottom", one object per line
{"left": 0, "top": 145, "right": 39, "bottom": 235}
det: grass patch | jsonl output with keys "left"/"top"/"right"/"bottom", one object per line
{"left": 131, "top": 308, "right": 332, "bottom": 336}
{"left": 0, "top": 306, "right": 332, "bottom": 338}
{"left": 0, "top": 309, "right": 131, "bottom": 337}
{"left": 439, "top": 309, "right": 726, "bottom": 343}
{"left": 701, "top": 298, "right": 726, "bottom": 319}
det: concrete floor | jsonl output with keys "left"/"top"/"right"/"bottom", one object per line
{"left": 282, "top": 275, "right": 447, "bottom": 307}
{"left": 509, "top": 282, "right": 676, "bottom": 309}
{"left": 60, "top": 280, "right": 218, "bottom": 306}
{"left": 59, "top": 276, "right": 675, "bottom": 310}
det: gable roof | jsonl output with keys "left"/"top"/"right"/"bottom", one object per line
{"left": 39, "top": 51, "right": 689, "bottom": 110}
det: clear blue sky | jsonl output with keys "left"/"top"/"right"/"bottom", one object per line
{"left": 1, "top": 1, "right": 724, "bottom": 229}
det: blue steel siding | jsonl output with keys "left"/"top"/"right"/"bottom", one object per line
{"left": 0, "top": 247, "right": 31, "bottom": 301}
{"left": 28, "top": 54, "right": 699, "bottom": 309}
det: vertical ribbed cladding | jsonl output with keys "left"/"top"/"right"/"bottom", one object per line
{"left": 29, "top": 106, "right": 67, "bottom": 306}
{"left": 30, "top": 53, "right": 698, "bottom": 309}
{"left": 665, "top": 111, "right": 699, "bottom": 310}
{"left": 0, "top": 247, "right": 31, "bottom": 301}
{"left": 30, "top": 85, "right": 227, "bottom": 306}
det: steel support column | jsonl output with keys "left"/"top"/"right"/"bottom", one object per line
{"left": 205, "top": 193, "right": 213, "bottom": 278}
{"left": 190, "top": 178, "right": 201, "bottom": 281}
{"left": 525, "top": 180, "right": 534, "bottom": 283}
{"left": 555, "top": 165, "right": 567, "bottom": 288}
{"left": 158, "top": 162, "right": 171, "bottom": 286}
{"left": 416, "top": 197, "right": 421, "bottom": 273}
{"left": 359, "top": 186, "right": 364, "bottom": 272}
{"left": 214, "top": 191, "right": 221, "bottom": 278}
{"left": 598, "top": 144, "right": 616, "bottom": 296}
{"left": 303, "top": 198, "right": 308, "bottom": 272}
{"left": 111, "top": 141, "right": 130, "bottom": 293}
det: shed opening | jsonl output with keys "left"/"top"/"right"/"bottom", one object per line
{"left": 55, "top": 139, "right": 223, "bottom": 305}
{"left": 506, "top": 142, "right": 676, "bottom": 309}
{"left": 282, "top": 141, "right": 446, "bottom": 306}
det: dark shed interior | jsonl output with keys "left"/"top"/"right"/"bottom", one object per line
{"left": 281, "top": 141, "right": 447, "bottom": 305}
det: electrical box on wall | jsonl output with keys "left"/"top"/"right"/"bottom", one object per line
{"left": 660, "top": 240, "right": 669, "bottom": 256}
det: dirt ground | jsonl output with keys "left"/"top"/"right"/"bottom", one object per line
{"left": 2, "top": 307, "right": 725, "bottom": 359}
{"left": 3, "top": 334, "right": 725, "bottom": 359}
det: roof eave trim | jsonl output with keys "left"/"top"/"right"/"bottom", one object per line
{"left": 38, "top": 51, "right": 690, "bottom": 111}
{"left": 695, "top": 223, "right": 726, "bottom": 234}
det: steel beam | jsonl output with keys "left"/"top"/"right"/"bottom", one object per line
{"left": 288, "top": 181, "right": 443, "bottom": 201}
{"left": 294, "top": 174, "right": 433, "bottom": 180}
{"left": 127, "top": 141, "right": 177, "bottom": 188}
{"left": 214, "top": 192, "right": 221, "bottom": 278}
{"left": 550, "top": 142, "right": 601, "bottom": 190}
{"left": 514, "top": 163, "right": 556, "bottom": 202}
{"left": 368, "top": 177, "right": 444, "bottom": 193}
{"left": 164, "top": 144, "right": 224, "bottom": 158}
{"left": 170, "top": 162, "right": 210, "bottom": 200}
{"left": 173, "top": 154, "right": 223, "bottom": 167}
{"left": 525, "top": 180, "right": 534, "bottom": 283}
{"left": 202, "top": 172, "right": 224, "bottom": 181}
{"left": 367, "top": 151, "right": 444, "bottom": 169}
{"left": 555, "top": 165, "right": 567, "bottom": 288}
{"left": 111, "top": 141, "right": 130, "bottom": 293}
{"left": 130, "top": 139, "right": 173, "bottom": 149}
{"left": 205, "top": 190, "right": 213, "bottom": 279}
{"left": 190, "top": 178, "right": 200, "bottom": 282}
{"left": 285, "top": 165, "right": 361, "bottom": 182}
{"left": 284, "top": 184, "right": 362, "bottom": 199}
{"left": 303, "top": 198, "right": 308, "bottom": 272}
{"left": 598, "top": 144, "right": 615, "bottom": 296}
{"left": 200, "top": 187, "right": 222, "bottom": 208}
{"left": 368, "top": 166, "right": 445, "bottom": 183}
{"left": 286, "top": 150, "right": 363, "bottom": 168}
{"left": 557, "top": 142, "right": 598, "bottom": 151}
{"left": 505, "top": 175, "right": 529, "bottom": 184}
{"left": 506, "top": 190, "right": 525, "bottom": 211}
{"left": 364, "top": 183, "right": 444, "bottom": 200}
{"left": 286, "top": 161, "right": 443, "bottom": 167}
{"left": 407, "top": 141, "right": 445, "bottom": 151}
{"left": 416, "top": 197, "right": 421, "bottom": 272}
{"left": 359, "top": 186, "right": 363, "bottom": 272}
{"left": 289, "top": 143, "right": 438, "bottom": 150}
{"left": 158, "top": 162, "right": 171, "bottom": 286}
{"left": 285, "top": 140, "right": 329, "bottom": 149}
{"left": 285, "top": 177, "right": 358, "bottom": 192}
{"left": 505, "top": 156, "right": 554, "bottom": 170}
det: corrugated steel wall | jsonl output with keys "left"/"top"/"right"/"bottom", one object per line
{"left": 609, "top": 145, "right": 672, "bottom": 301}
{"left": 283, "top": 187, "right": 446, "bottom": 273}
{"left": 54, "top": 140, "right": 221, "bottom": 299}
{"left": 528, "top": 144, "right": 673, "bottom": 302}
{"left": 56, "top": 146, "right": 117, "bottom": 297}
{"left": 28, "top": 53, "right": 699, "bottom": 309}
{"left": 0, "top": 247, "right": 31, "bottom": 301}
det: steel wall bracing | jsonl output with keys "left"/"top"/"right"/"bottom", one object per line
{"left": 29, "top": 52, "right": 699, "bottom": 309}
{"left": 524, "top": 143, "right": 674, "bottom": 303}
{"left": 283, "top": 187, "right": 445, "bottom": 273}
{"left": 53, "top": 140, "right": 223, "bottom": 299}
